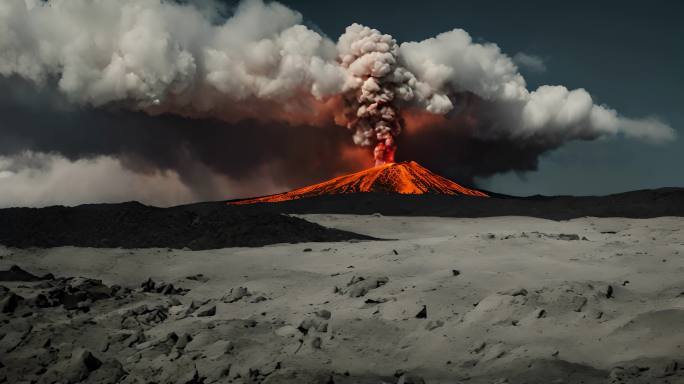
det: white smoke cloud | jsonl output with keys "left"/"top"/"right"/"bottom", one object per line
{"left": 0, "top": 0, "right": 675, "bottom": 161}
{"left": 0, "top": 153, "right": 194, "bottom": 207}
{"left": 0, "top": 152, "right": 286, "bottom": 208}
{"left": 398, "top": 29, "right": 675, "bottom": 143}
{"left": 0, "top": 0, "right": 346, "bottom": 122}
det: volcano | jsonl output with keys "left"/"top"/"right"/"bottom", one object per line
{"left": 231, "top": 161, "right": 488, "bottom": 205}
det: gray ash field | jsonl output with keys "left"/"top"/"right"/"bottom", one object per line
{"left": 1, "top": 192, "right": 684, "bottom": 383}
{"left": 1, "top": 0, "right": 682, "bottom": 382}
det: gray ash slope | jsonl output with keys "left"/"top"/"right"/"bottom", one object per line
{"left": 227, "top": 187, "right": 684, "bottom": 220}
{"left": 0, "top": 202, "right": 373, "bottom": 250}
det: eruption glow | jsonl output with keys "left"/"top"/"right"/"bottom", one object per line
{"left": 232, "top": 160, "right": 488, "bottom": 204}
{"left": 0, "top": 0, "right": 675, "bottom": 197}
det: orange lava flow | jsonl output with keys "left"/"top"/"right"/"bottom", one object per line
{"left": 230, "top": 161, "right": 488, "bottom": 205}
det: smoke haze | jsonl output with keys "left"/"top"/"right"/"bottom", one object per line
{"left": 0, "top": 0, "right": 676, "bottom": 206}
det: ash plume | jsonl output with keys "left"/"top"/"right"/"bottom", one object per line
{"left": 337, "top": 24, "right": 413, "bottom": 166}
{"left": 0, "top": 0, "right": 676, "bottom": 205}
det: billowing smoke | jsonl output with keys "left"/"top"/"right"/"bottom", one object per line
{"left": 0, "top": 0, "right": 347, "bottom": 123}
{"left": 337, "top": 24, "right": 411, "bottom": 165}
{"left": 0, "top": 0, "right": 676, "bottom": 205}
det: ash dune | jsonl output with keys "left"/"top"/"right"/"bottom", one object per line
{"left": 2, "top": 215, "right": 683, "bottom": 383}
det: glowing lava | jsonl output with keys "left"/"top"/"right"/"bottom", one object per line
{"left": 231, "top": 161, "right": 488, "bottom": 205}
{"left": 373, "top": 135, "right": 397, "bottom": 166}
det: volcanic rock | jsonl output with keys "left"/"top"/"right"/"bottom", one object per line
{"left": 41, "top": 349, "right": 102, "bottom": 384}
{"left": 660, "top": 360, "right": 679, "bottom": 377}
{"left": 178, "top": 367, "right": 204, "bottom": 384}
{"left": 186, "top": 274, "right": 209, "bottom": 283}
{"left": 1, "top": 292, "right": 23, "bottom": 313}
{"left": 44, "top": 277, "right": 114, "bottom": 310}
{"left": 140, "top": 278, "right": 187, "bottom": 295}
{"left": 0, "top": 265, "right": 42, "bottom": 281}
{"left": 122, "top": 304, "right": 169, "bottom": 327}
{"left": 196, "top": 305, "right": 216, "bottom": 317}
{"left": 176, "top": 333, "right": 193, "bottom": 350}
{"left": 298, "top": 317, "right": 328, "bottom": 334}
{"left": 343, "top": 276, "right": 389, "bottom": 298}
{"left": 471, "top": 341, "right": 487, "bottom": 354}
{"left": 140, "top": 277, "right": 156, "bottom": 292}
{"left": 315, "top": 309, "right": 332, "bottom": 319}
{"left": 249, "top": 295, "right": 267, "bottom": 303}
{"left": 606, "top": 285, "right": 614, "bottom": 298}
{"left": 223, "top": 286, "right": 252, "bottom": 303}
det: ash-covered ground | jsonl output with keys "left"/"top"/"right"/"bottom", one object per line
{"left": 1, "top": 214, "right": 684, "bottom": 383}
{"left": 0, "top": 202, "right": 373, "bottom": 250}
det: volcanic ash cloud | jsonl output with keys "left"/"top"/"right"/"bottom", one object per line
{"left": 0, "top": 0, "right": 676, "bottom": 202}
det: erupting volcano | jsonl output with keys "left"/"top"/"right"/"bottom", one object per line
{"left": 231, "top": 161, "right": 488, "bottom": 205}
